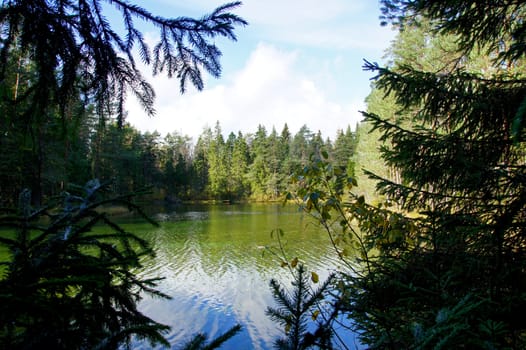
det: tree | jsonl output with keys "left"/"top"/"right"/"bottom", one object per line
{"left": 266, "top": 128, "right": 283, "bottom": 199}
{"left": 0, "top": 0, "right": 247, "bottom": 122}
{"left": 278, "top": 124, "right": 293, "bottom": 175}
{"left": 207, "top": 121, "right": 228, "bottom": 199}
{"left": 352, "top": 89, "right": 397, "bottom": 203}
{"left": 370, "top": 1, "right": 526, "bottom": 348}
{"left": 0, "top": 181, "right": 171, "bottom": 349}
{"left": 0, "top": 181, "right": 243, "bottom": 350}
{"left": 191, "top": 127, "right": 212, "bottom": 198}
{"left": 266, "top": 258, "right": 335, "bottom": 350}
{"left": 136, "top": 131, "right": 163, "bottom": 191}
{"left": 161, "top": 132, "right": 193, "bottom": 199}
{"left": 290, "top": 125, "right": 314, "bottom": 172}
{"left": 0, "top": 1, "right": 247, "bottom": 204}
{"left": 287, "top": 1, "right": 526, "bottom": 348}
{"left": 0, "top": 1, "right": 246, "bottom": 348}
{"left": 90, "top": 122, "right": 152, "bottom": 194}
{"left": 0, "top": 43, "right": 95, "bottom": 205}
{"left": 229, "top": 132, "right": 250, "bottom": 199}
{"left": 247, "top": 124, "right": 270, "bottom": 199}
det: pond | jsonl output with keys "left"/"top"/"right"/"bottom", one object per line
{"left": 127, "top": 203, "right": 360, "bottom": 349}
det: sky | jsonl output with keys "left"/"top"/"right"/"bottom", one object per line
{"left": 124, "top": 0, "right": 396, "bottom": 142}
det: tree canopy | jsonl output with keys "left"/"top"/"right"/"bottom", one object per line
{"left": 0, "top": 1, "right": 247, "bottom": 348}
{"left": 0, "top": 0, "right": 247, "bottom": 205}
{"left": 288, "top": 0, "right": 526, "bottom": 348}
{"left": 0, "top": 0, "right": 247, "bottom": 124}
{"left": 364, "top": 0, "right": 526, "bottom": 347}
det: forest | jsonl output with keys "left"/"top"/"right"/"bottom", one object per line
{"left": 0, "top": 114, "right": 357, "bottom": 205}
{"left": 1, "top": 0, "right": 526, "bottom": 349}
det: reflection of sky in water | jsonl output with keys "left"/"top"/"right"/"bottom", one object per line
{"left": 153, "top": 210, "right": 210, "bottom": 222}
{"left": 131, "top": 204, "right": 361, "bottom": 349}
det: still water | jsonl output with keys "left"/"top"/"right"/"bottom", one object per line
{"left": 127, "top": 203, "right": 357, "bottom": 349}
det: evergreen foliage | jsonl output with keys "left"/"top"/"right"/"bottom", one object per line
{"left": 0, "top": 180, "right": 244, "bottom": 349}
{"left": 0, "top": 0, "right": 246, "bottom": 205}
{"left": 0, "top": 116, "right": 354, "bottom": 204}
{"left": 0, "top": 1, "right": 246, "bottom": 348}
{"left": 289, "top": 1, "right": 526, "bottom": 348}
{"left": 58, "top": 121, "right": 356, "bottom": 203}
{"left": 0, "top": 180, "right": 171, "bottom": 349}
{"left": 181, "top": 324, "right": 243, "bottom": 350}
{"left": 332, "top": 126, "right": 356, "bottom": 177}
{"left": 266, "top": 263, "right": 335, "bottom": 350}
{"left": 352, "top": 119, "right": 388, "bottom": 203}
{"left": 0, "top": 0, "right": 247, "bottom": 124}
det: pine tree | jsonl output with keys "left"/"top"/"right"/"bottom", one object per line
{"left": 287, "top": 1, "right": 526, "bottom": 348}
{"left": 0, "top": 1, "right": 246, "bottom": 204}
{"left": 266, "top": 264, "right": 335, "bottom": 350}
{"left": 207, "top": 122, "right": 228, "bottom": 199}
{"left": 230, "top": 132, "right": 250, "bottom": 199}
{"left": 0, "top": 181, "right": 171, "bottom": 349}
{"left": 352, "top": 1, "right": 526, "bottom": 347}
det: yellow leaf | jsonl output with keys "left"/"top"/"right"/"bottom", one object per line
{"left": 285, "top": 323, "right": 291, "bottom": 334}
{"left": 311, "top": 271, "right": 319, "bottom": 283}
{"left": 311, "top": 310, "right": 320, "bottom": 321}
{"left": 291, "top": 257, "right": 299, "bottom": 268}
{"left": 281, "top": 260, "right": 288, "bottom": 268}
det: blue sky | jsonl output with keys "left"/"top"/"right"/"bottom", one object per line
{"left": 125, "top": 1, "right": 396, "bottom": 141}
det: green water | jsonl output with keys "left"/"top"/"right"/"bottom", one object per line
{"left": 126, "top": 203, "right": 353, "bottom": 349}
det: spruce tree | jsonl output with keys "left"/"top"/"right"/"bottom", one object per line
{"left": 0, "top": 1, "right": 246, "bottom": 348}
{"left": 0, "top": 1, "right": 246, "bottom": 204}
{"left": 354, "top": 1, "right": 526, "bottom": 347}
{"left": 266, "top": 264, "right": 335, "bottom": 350}
{"left": 230, "top": 132, "right": 250, "bottom": 199}
{"left": 287, "top": 1, "right": 526, "bottom": 348}
{"left": 0, "top": 0, "right": 247, "bottom": 124}
{"left": 191, "top": 128, "right": 212, "bottom": 198}
{"left": 0, "top": 181, "right": 171, "bottom": 349}
{"left": 207, "top": 122, "right": 228, "bottom": 199}
{"left": 248, "top": 124, "right": 271, "bottom": 199}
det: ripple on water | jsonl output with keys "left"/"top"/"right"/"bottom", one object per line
{"left": 131, "top": 204, "right": 358, "bottom": 349}
{"left": 153, "top": 211, "right": 210, "bottom": 222}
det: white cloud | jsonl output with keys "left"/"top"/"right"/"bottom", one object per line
{"left": 126, "top": 43, "right": 364, "bottom": 142}
{"left": 124, "top": 0, "right": 396, "bottom": 141}
{"left": 148, "top": 0, "right": 394, "bottom": 52}
{"left": 237, "top": 0, "right": 393, "bottom": 51}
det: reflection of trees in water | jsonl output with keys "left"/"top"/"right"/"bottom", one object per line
{"left": 133, "top": 203, "right": 339, "bottom": 349}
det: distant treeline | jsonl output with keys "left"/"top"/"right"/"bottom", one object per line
{"left": 90, "top": 121, "right": 357, "bottom": 202}
{"left": 0, "top": 115, "right": 357, "bottom": 204}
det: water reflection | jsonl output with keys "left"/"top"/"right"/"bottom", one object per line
{"left": 130, "top": 204, "right": 344, "bottom": 349}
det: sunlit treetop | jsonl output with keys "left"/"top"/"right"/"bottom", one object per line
{"left": 0, "top": 0, "right": 247, "bottom": 124}
{"left": 379, "top": 0, "right": 526, "bottom": 62}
